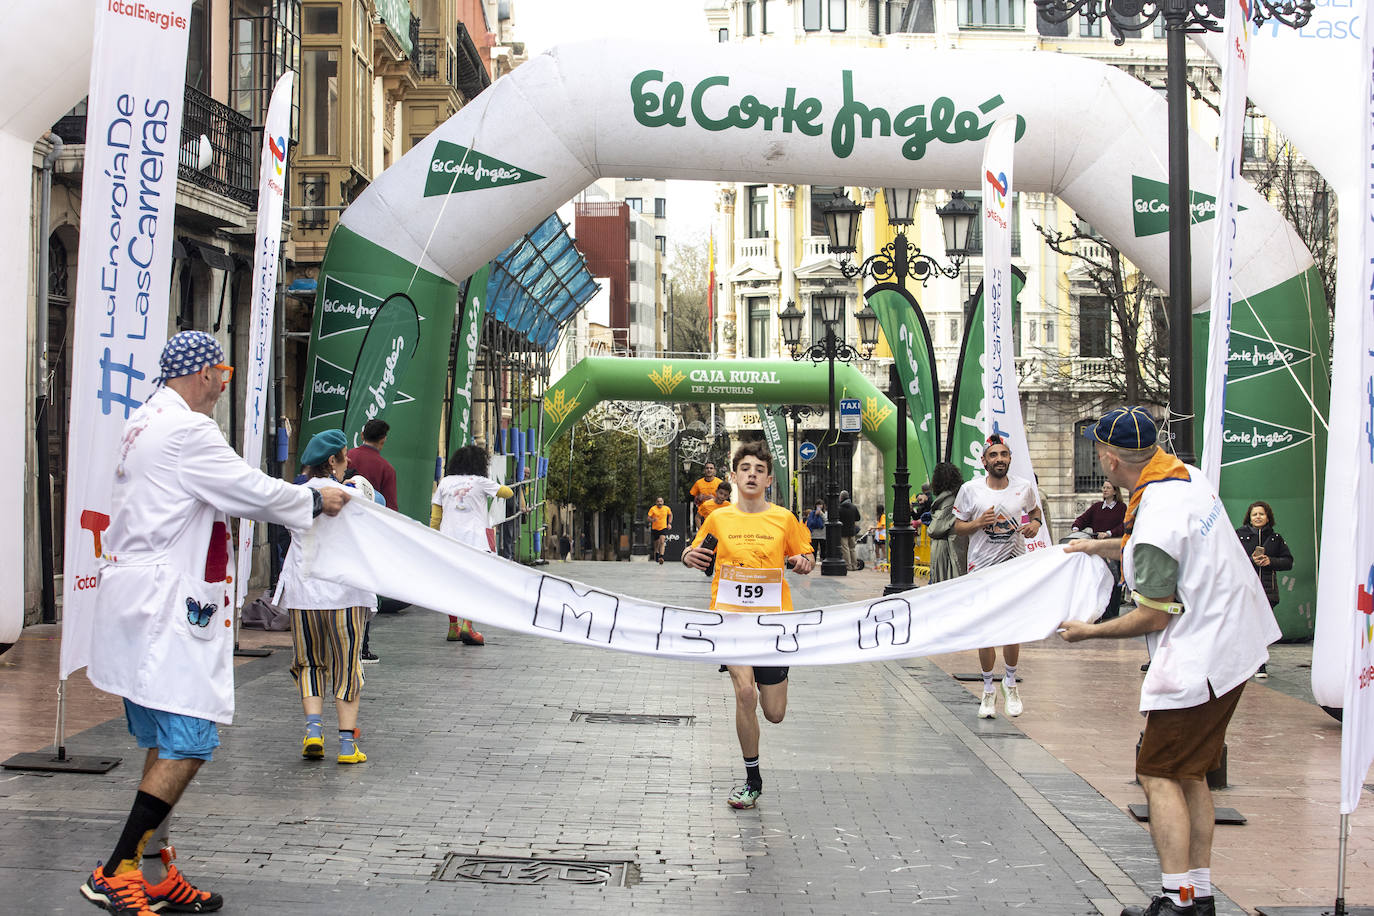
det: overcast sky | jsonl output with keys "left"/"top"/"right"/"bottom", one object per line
{"left": 512, "top": 0, "right": 719, "bottom": 244}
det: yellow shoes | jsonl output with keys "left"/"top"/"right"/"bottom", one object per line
{"left": 301, "top": 736, "right": 324, "bottom": 759}
{"left": 337, "top": 729, "right": 367, "bottom": 764}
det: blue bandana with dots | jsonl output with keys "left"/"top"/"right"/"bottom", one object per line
{"left": 155, "top": 331, "right": 223, "bottom": 386}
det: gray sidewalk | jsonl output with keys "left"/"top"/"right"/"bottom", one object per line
{"left": 0, "top": 560, "right": 1242, "bottom": 914}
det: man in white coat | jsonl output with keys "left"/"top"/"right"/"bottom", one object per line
{"left": 1058, "top": 407, "right": 1278, "bottom": 916}
{"left": 80, "top": 331, "right": 348, "bottom": 916}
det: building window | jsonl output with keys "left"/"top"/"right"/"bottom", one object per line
{"left": 719, "top": 27, "right": 729, "bottom": 41}
{"left": 949, "top": 317, "right": 959, "bottom": 343}
{"left": 656, "top": 235, "right": 667, "bottom": 254}
{"left": 654, "top": 197, "right": 667, "bottom": 219}
{"left": 626, "top": 197, "right": 643, "bottom": 213}
{"left": 1045, "top": 317, "right": 1056, "bottom": 344}
{"left": 829, "top": 0, "right": 847, "bottom": 31}
{"left": 1242, "top": 115, "right": 1266, "bottom": 160}
{"left": 960, "top": 0, "right": 1024, "bottom": 29}
{"left": 302, "top": 49, "right": 339, "bottom": 156}
{"left": 1152, "top": 300, "right": 1169, "bottom": 358}
{"left": 747, "top": 185, "right": 769, "bottom": 238}
{"left": 1154, "top": 17, "right": 1165, "bottom": 37}
{"left": 961, "top": 191, "right": 1019, "bottom": 255}
{"left": 1074, "top": 420, "right": 1107, "bottom": 491}
{"left": 809, "top": 185, "right": 843, "bottom": 237}
{"left": 761, "top": 0, "right": 770, "bottom": 32}
{"left": 748, "top": 297, "right": 771, "bottom": 358}
{"left": 232, "top": 0, "right": 302, "bottom": 132}
{"left": 1079, "top": 295, "right": 1111, "bottom": 358}
{"left": 304, "top": 3, "right": 338, "bottom": 34}
{"left": 743, "top": 0, "right": 755, "bottom": 36}
{"left": 803, "top": 0, "right": 823, "bottom": 31}
{"left": 1079, "top": 14, "right": 1100, "bottom": 36}
{"left": 186, "top": 0, "right": 211, "bottom": 91}
{"left": 1313, "top": 189, "right": 1331, "bottom": 239}
{"left": 1028, "top": 318, "right": 1038, "bottom": 345}
{"left": 629, "top": 262, "right": 638, "bottom": 282}
{"left": 300, "top": 172, "right": 329, "bottom": 226}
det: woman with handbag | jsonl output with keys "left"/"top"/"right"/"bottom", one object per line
{"left": 925, "top": 462, "right": 968, "bottom": 584}
{"left": 1235, "top": 500, "right": 1293, "bottom": 678}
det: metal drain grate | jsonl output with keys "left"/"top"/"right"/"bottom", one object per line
{"left": 435, "top": 854, "right": 634, "bottom": 886}
{"left": 570, "top": 711, "right": 695, "bottom": 726}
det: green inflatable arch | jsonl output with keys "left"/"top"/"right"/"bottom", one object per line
{"left": 541, "top": 356, "right": 928, "bottom": 509}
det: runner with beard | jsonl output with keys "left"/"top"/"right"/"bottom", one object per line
{"left": 952, "top": 435, "right": 1043, "bottom": 719}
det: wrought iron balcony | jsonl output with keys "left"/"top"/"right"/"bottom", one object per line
{"left": 179, "top": 85, "right": 255, "bottom": 206}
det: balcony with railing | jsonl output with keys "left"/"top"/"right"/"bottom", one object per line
{"left": 800, "top": 235, "right": 832, "bottom": 264}
{"left": 52, "top": 86, "right": 256, "bottom": 208}
{"left": 414, "top": 36, "right": 457, "bottom": 89}
{"left": 735, "top": 236, "right": 776, "bottom": 264}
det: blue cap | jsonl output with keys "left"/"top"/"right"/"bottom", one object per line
{"left": 301, "top": 429, "right": 348, "bottom": 467}
{"left": 1083, "top": 407, "right": 1158, "bottom": 450}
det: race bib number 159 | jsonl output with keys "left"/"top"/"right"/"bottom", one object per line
{"left": 717, "top": 565, "right": 784, "bottom": 613}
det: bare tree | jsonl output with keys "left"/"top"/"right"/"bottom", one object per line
{"left": 1033, "top": 222, "right": 1171, "bottom": 409}
{"left": 664, "top": 235, "right": 711, "bottom": 355}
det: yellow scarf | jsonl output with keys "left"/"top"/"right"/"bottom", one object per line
{"left": 1120, "top": 448, "right": 1190, "bottom": 551}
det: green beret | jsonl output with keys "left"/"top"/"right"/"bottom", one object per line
{"left": 301, "top": 429, "right": 348, "bottom": 467}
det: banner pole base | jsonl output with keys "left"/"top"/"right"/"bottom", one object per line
{"left": 233, "top": 644, "right": 272, "bottom": 658}
{"left": 3, "top": 746, "right": 121, "bottom": 774}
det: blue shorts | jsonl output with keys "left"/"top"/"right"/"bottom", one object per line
{"left": 123, "top": 700, "right": 219, "bottom": 761}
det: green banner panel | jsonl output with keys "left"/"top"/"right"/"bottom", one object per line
{"left": 868, "top": 285, "right": 939, "bottom": 476}
{"left": 343, "top": 294, "right": 420, "bottom": 442}
{"left": 301, "top": 225, "right": 460, "bottom": 521}
{"left": 448, "top": 265, "right": 491, "bottom": 450}
{"left": 756, "top": 404, "right": 790, "bottom": 507}
{"left": 947, "top": 271, "right": 1026, "bottom": 480}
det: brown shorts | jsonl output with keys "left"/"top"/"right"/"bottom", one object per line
{"left": 1137, "top": 682, "right": 1245, "bottom": 781}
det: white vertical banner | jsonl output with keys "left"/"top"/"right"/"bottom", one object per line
{"left": 1199, "top": 0, "right": 1252, "bottom": 484}
{"left": 59, "top": 0, "right": 193, "bottom": 679}
{"left": 980, "top": 117, "right": 1051, "bottom": 552}
{"left": 235, "top": 71, "right": 295, "bottom": 607}
{"left": 1337, "top": 7, "right": 1374, "bottom": 816}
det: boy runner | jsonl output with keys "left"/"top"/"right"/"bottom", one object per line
{"left": 683, "top": 442, "right": 814, "bottom": 809}
{"left": 699, "top": 481, "right": 732, "bottom": 519}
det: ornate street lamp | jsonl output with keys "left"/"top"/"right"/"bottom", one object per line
{"left": 821, "top": 190, "right": 965, "bottom": 287}
{"left": 1033, "top": 0, "right": 1312, "bottom": 461}
{"left": 855, "top": 303, "right": 880, "bottom": 357}
{"left": 779, "top": 287, "right": 869, "bottom": 576}
{"left": 936, "top": 191, "right": 978, "bottom": 257}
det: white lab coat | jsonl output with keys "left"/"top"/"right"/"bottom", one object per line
{"left": 275, "top": 477, "right": 377, "bottom": 611}
{"left": 1124, "top": 465, "right": 1281, "bottom": 712}
{"left": 88, "top": 387, "right": 313, "bottom": 724}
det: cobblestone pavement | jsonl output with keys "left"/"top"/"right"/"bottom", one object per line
{"left": 0, "top": 560, "right": 1263, "bottom": 914}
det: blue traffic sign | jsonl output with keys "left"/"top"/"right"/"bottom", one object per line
{"left": 798, "top": 441, "right": 818, "bottom": 463}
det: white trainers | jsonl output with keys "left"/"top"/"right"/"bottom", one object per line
{"left": 1002, "top": 683, "right": 1023, "bottom": 717}
{"left": 978, "top": 689, "right": 998, "bottom": 718}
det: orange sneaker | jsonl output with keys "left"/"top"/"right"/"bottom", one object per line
{"left": 458, "top": 620, "right": 484, "bottom": 646}
{"left": 143, "top": 848, "right": 222, "bottom": 913}
{"left": 80, "top": 866, "right": 155, "bottom": 915}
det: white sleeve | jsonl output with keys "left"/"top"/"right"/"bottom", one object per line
{"left": 176, "top": 419, "right": 313, "bottom": 530}
{"left": 431, "top": 479, "right": 446, "bottom": 506}
{"left": 953, "top": 484, "right": 974, "bottom": 521}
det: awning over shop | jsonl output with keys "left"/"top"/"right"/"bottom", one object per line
{"left": 487, "top": 213, "right": 599, "bottom": 352}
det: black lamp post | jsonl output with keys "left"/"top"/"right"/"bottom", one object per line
{"left": 1032, "top": 0, "right": 1311, "bottom": 462}
{"left": 819, "top": 190, "right": 975, "bottom": 460}
{"left": 883, "top": 362, "right": 918, "bottom": 594}
{"left": 779, "top": 290, "right": 879, "bottom": 576}
{"left": 767, "top": 400, "right": 819, "bottom": 518}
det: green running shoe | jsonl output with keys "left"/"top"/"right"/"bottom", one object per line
{"left": 728, "top": 784, "right": 761, "bottom": 809}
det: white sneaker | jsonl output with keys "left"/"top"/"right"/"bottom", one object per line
{"left": 1003, "top": 683, "right": 1023, "bottom": 717}
{"left": 978, "top": 689, "right": 998, "bottom": 718}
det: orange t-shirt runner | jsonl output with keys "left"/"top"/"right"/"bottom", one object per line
{"left": 699, "top": 497, "right": 729, "bottom": 520}
{"left": 690, "top": 504, "right": 813, "bottom": 612}
{"left": 691, "top": 476, "right": 721, "bottom": 517}
{"left": 647, "top": 505, "right": 672, "bottom": 531}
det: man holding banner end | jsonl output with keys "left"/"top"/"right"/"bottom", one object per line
{"left": 1058, "top": 407, "right": 1278, "bottom": 916}
{"left": 81, "top": 332, "right": 348, "bottom": 915}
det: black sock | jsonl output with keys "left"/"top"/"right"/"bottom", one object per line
{"left": 744, "top": 756, "right": 762, "bottom": 790}
{"left": 105, "top": 791, "right": 172, "bottom": 876}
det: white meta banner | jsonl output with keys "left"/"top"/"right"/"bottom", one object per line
{"left": 236, "top": 71, "right": 294, "bottom": 608}
{"left": 307, "top": 498, "right": 1111, "bottom": 666}
{"left": 1338, "top": 11, "right": 1374, "bottom": 816}
{"left": 1199, "top": 0, "right": 1251, "bottom": 486}
{"left": 60, "top": 0, "right": 192, "bottom": 679}
{"left": 980, "top": 117, "right": 1051, "bottom": 551}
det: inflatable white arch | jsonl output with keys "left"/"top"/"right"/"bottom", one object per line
{"left": 307, "top": 40, "right": 1326, "bottom": 635}
{"left": 1, "top": 0, "right": 95, "bottom": 646}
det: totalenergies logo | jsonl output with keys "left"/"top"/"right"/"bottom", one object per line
{"left": 985, "top": 170, "right": 1009, "bottom": 207}
{"left": 1360, "top": 565, "right": 1374, "bottom": 649}
{"left": 269, "top": 136, "right": 287, "bottom": 177}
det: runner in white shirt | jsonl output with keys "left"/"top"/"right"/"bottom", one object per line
{"left": 431, "top": 444, "right": 514, "bottom": 644}
{"left": 952, "top": 436, "right": 1043, "bottom": 719}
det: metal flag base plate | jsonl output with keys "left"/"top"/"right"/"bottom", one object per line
{"left": 233, "top": 647, "right": 273, "bottom": 658}
{"left": 1256, "top": 907, "right": 1374, "bottom": 915}
{"left": 3, "top": 750, "right": 121, "bottom": 773}
{"left": 954, "top": 673, "right": 1022, "bottom": 683}
{"left": 1128, "top": 803, "right": 1246, "bottom": 825}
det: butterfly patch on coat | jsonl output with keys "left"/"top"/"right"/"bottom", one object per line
{"left": 186, "top": 597, "right": 217, "bottom": 628}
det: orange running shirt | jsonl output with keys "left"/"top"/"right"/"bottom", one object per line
{"left": 690, "top": 476, "right": 721, "bottom": 516}
{"left": 690, "top": 504, "right": 813, "bottom": 611}
{"left": 647, "top": 505, "right": 672, "bottom": 531}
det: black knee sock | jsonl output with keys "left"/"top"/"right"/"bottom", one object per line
{"left": 744, "top": 756, "right": 761, "bottom": 790}
{"left": 105, "top": 791, "right": 172, "bottom": 876}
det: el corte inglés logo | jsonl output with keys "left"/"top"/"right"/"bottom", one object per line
{"left": 1131, "top": 175, "right": 1247, "bottom": 238}
{"left": 425, "top": 141, "right": 545, "bottom": 197}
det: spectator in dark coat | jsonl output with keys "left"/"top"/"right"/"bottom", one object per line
{"left": 837, "top": 491, "right": 861, "bottom": 571}
{"left": 1236, "top": 500, "right": 1292, "bottom": 679}
{"left": 1071, "top": 481, "right": 1127, "bottom": 538}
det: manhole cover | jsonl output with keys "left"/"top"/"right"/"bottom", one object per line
{"left": 570, "top": 711, "right": 695, "bottom": 726}
{"left": 435, "top": 854, "right": 633, "bottom": 886}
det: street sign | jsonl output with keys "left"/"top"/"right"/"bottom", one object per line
{"left": 839, "top": 398, "right": 861, "bottom": 433}
{"left": 798, "top": 441, "right": 818, "bottom": 463}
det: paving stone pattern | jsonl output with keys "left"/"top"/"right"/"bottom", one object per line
{"left": 0, "top": 560, "right": 1237, "bottom": 914}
